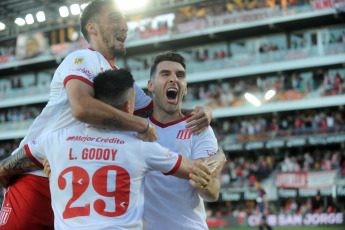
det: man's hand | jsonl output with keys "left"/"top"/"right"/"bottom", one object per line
{"left": 136, "top": 123, "right": 158, "bottom": 142}
{"left": 43, "top": 158, "right": 51, "bottom": 179}
{"left": 189, "top": 160, "right": 213, "bottom": 190}
{"left": 202, "top": 147, "right": 226, "bottom": 176}
{"left": 189, "top": 159, "right": 220, "bottom": 201}
{"left": 185, "top": 106, "right": 212, "bottom": 135}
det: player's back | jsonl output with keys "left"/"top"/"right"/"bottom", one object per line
{"left": 28, "top": 123, "right": 180, "bottom": 229}
{"left": 40, "top": 124, "right": 152, "bottom": 230}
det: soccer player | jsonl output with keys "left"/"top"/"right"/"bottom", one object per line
{"left": 0, "top": 1, "right": 211, "bottom": 229}
{"left": 0, "top": 69, "right": 220, "bottom": 230}
{"left": 143, "top": 52, "right": 225, "bottom": 230}
{"left": 255, "top": 181, "right": 273, "bottom": 230}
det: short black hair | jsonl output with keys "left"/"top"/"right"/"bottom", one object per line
{"left": 80, "top": 0, "right": 117, "bottom": 42}
{"left": 94, "top": 69, "right": 135, "bottom": 109}
{"left": 150, "top": 52, "right": 186, "bottom": 79}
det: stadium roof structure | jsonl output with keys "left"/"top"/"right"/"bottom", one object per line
{"left": 0, "top": 0, "right": 212, "bottom": 40}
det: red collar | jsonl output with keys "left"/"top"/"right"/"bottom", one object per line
{"left": 149, "top": 115, "right": 192, "bottom": 128}
{"left": 88, "top": 48, "right": 118, "bottom": 70}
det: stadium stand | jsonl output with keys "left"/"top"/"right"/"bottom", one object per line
{"left": 0, "top": 0, "right": 344, "bottom": 228}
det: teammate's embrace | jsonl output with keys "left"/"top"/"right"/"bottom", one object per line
{"left": 0, "top": 69, "right": 222, "bottom": 230}
{"left": 0, "top": 1, "right": 212, "bottom": 229}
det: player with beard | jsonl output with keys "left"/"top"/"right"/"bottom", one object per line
{"left": 0, "top": 69, "right": 223, "bottom": 230}
{"left": 143, "top": 52, "right": 225, "bottom": 230}
{"left": 0, "top": 1, "right": 212, "bottom": 229}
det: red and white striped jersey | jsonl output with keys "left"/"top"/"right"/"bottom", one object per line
{"left": 143, "top": 115, "right": 218, "bottom": 230}
{"left": 13, "top": 48, "right": 152, "bottom": 177}
{"left": 25, "top": 123, "right": 181, "bottom": 230}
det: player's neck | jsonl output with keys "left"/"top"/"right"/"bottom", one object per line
{"left": 89, "top": 43, "right": 116, "bottom": 65}
{"left": 152, "top": 109, "right": 184, "bottom": 125}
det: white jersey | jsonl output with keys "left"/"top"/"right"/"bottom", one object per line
{"left": 143, "top": 115, "right": 218, "bottom": 230}
{"left": 14, "top": 48, "right": 152, "bottom": 177}
{"left": 25, "top": 123, "right": 182, "bottom": 230}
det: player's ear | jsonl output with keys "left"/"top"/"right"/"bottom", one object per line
{"left": 148, "top": 79, "right": 155, "bottom": 93}
{"left": 184, "top": 83, "right": 187, "bottom": 96}
{"left": 123, "top": 101, "right": 130, "bottom": 113}
{"left": 87, "top": 23, "right": 98, "bottom": 36}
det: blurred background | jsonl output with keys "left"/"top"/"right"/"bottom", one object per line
{"left": 0, "top": 0, "right": 344, "bottom": 228}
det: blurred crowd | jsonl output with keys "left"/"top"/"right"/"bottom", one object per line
{"left": 219, "top": 148, "right": 345, "bottom": 188}
{"left": 0, "top": 104, "right": 45, "bottom": 124}
{"left": 212, "top": 107, "right": 345, "bottom": 143}
{"left": 184, "top": 67, "right": 345, "bottom": 110}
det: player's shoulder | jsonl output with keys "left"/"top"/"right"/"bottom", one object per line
{"left": 194, "top": 125, "right": 216, "bottom": 138}
{"left": 64, "top": 49, "right": 98, "bottom": 63}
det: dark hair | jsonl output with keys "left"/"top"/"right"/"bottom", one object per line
{"left": 150, "top": 52, "right": 186, "bottom": 79}
{"left": 94, "top": 69, "right": 135, "bottom": 109}
{"left": 80, "top": 0, "right": 117, "bottom": 42}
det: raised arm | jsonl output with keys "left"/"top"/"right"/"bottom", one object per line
{"left": 66, "top": 79, "right": 157, "bottom": 142}
{"left": 0, "top": 147, "right": 41, "bottom": 188}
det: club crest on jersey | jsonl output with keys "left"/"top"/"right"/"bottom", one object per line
{"left": 207, "top": 150, "right": 215, "bottom": 156}
{"left": 0, "top": 207, "right": 11, "bottom": 226}
{"left": 74, "top": 57, "right": 84, "bottom": 65}
{"left": 176, "top": 129, "right": 191, "bottom": 140}
{"left": 165, "top": 150, "right": 172, "bottom": 158}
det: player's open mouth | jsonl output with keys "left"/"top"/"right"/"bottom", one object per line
{"left": 166, "top": 87, "right": 178, "bottom": 103}
{"left": 116, "top": 36, "right": 126, "bottom": 44}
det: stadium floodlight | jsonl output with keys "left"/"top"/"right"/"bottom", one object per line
{"left": 36, "top": 11, "right": 46, "bottom": 22}
{"left": 0, "top": 22, "right": 5, "bottom": 31}
{"left": 244, "top": 93, "right": 261, "bottom": 107}
{"left": 59, "top": 6, "right": 69, "bottom": 17}
{"left": 70, "top": 4, "right": 81, "bottom": 15}
{"left": 115, "top": 0, "right": 149, "bottom": 12}
{"left": 264, "top": 89, "right": 276, "bottom": 100}
{"left": 25, "top": 14, "right": 34, "bottom": 25}
{"left": 15, "top": 18, "right": 26, "bottom": 26}
{"left": 81, "top": 3, "right": 88, "bottom": 10}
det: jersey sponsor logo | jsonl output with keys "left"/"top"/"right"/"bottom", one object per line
{"left": 0, "top": 207, "right": 11, "bottom": 226}
{"left": 74, "top": 57, "right": 84, "bottom": 65}
{"left": 75, "top": 68, "right": 92, "bottom": 79}
{"left": 176, "top": 129, "right": 191, "bottom": 140}
{"left": 66, "top": 135, "right": 125, "bottom": 144}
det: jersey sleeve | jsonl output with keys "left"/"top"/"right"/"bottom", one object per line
{"left": 192, "top": 126, "right": 218, "bottom": 159}
{"left": 25, "top": 136, "right": 50, "bottom": 169}
{"left": 59, "top": 50, "right": 97, "bottom": 87}
{"left": 133, "top": 83, "right": 153, "bottom": 115}
{"left": 141, "top": 142, "right": 182, "bottom": 175}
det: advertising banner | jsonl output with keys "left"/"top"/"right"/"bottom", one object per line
{"left": 275, "top": 170, "right": 337, "bottom": 189}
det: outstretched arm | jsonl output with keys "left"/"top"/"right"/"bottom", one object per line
{"left": 66, "top": 79, "right": 157, "bottom": 142}
{"left": 0, "top": 147, "right": 41, "bottom": 188}
{"left": 172, "top": 148, "right": 226, "bottom": 201}
{"left": 190, "top": 148, "right": 226, "bottom": 201}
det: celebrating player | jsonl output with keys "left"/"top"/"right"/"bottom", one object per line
{"left": 0, "top": 1, "right": 212, "bottom": 229}
{"left": 143, "top": 52, "right": 226, "bottom": 230}
{"left": 0, "top": 69, "right": 220, "bottom": 230}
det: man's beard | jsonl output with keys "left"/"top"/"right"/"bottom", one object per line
{"left": 109, "top": 45, "right": 126, "bottom": 58}
{"left": 99, "top": 25, "right": 126, "bottom": 59}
